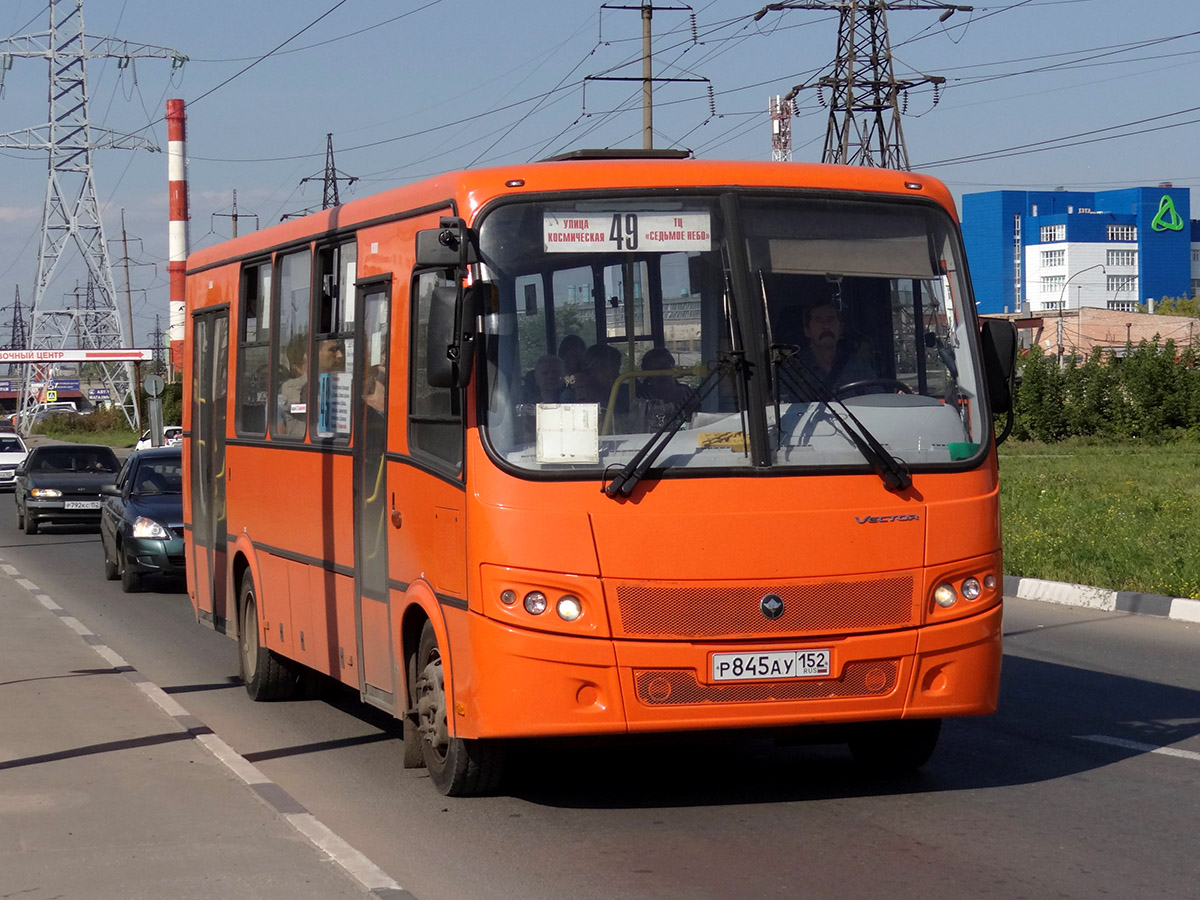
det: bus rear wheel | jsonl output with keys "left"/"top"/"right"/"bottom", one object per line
{"left": 413, "top": 620, "right": 502, "bottom": 796}
{"left": 238, "top": 572, "right": 295, "bottom": 701}
{"left": 848, "top": 718, "right": 941, "bottom": 774}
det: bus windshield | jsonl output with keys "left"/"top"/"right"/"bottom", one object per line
{"left": 477, "top": 192, "right": 987, "bottom": 478}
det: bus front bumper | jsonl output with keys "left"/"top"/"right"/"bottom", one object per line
{"left": 455, "top": 602, "right": 1002, "bottom": 740}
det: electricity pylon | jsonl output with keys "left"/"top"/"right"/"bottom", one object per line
{"left": 303, "top": 133, "right": 358, "bottom": 209}
{"left": 758, "top": 0, "right": 971, "bottom": 169}
{"left": 6, "top": 287, "right": 28, "bottom": 377}
{"left": 0, "top": 0, "right": 186, "bottom": 428}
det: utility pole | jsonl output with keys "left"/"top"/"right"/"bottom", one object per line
{"left": 642, "top": 3, "right": 653, "bottom": 149}
{"left": 120, "top": 211, "right": 142, "bottom": 427}
{"left": 213, "top": 190, "right": 257, "bottom": 239}
{"left": 590, "top": 3, "right": 706, "bottom": 151}
{"left": 0, "top": 0, "right": 186, "bottom": 429}
{"left": 757, "top": 1, "right": 971, "bottom": 169}
{"left": 770, "top": 94, "right": 793, "bottom": 162}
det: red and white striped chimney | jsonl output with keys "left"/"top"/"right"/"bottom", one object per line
{"left": 166, "top": 99, "right": 189, "bottom": 367}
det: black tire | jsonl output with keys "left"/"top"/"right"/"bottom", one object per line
{"left": 238, "top": 571, "right": 295, "bottom": 701}
{"left": 24, "top": 511, "right": 37, "bottom": 535}
{"left": 102, "top": 535, "right": 119, "bottom": 581}
{"left": 118, "top": 545, "right": 141, "bottom": 593}
{"left": 16, "top": 501, "right": 24, "bottom": 531}
{"left": 848, "top": 718, "right": 941, "bottom": 774}
{"left": 414, "top": 620, "right": 502, "bottom": 795}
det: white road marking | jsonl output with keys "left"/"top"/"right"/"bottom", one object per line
{"left": 288, "top": 813, "right": 404, "bottom": 892}
{"left": 1077, "top": 734, "right": 1200, "bottom": 762}
{"left": 59, "top": 616, "right": 93, "bottom": 636}
{"left": 1, "top": 563, "right": 413, "bottom": 899}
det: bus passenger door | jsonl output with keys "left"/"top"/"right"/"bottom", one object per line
{"left": 352, "top": 279, "right": 394, "bottom": 706}
{"left": 189, "top": 309, "right": 230, "bottom": 632}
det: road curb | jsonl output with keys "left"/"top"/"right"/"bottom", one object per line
{"left": 1004, "top": 575, "right": 1200, "bottom": 624}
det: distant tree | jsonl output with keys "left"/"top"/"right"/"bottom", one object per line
{"left": 1137, "top": 295, "right": 1200, "bottom": 317}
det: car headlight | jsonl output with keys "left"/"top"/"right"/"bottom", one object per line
{"left": 132, "top": 516, "right": 170, "bottom": 539}
{"left": 30, "top": 488, "right": 62, "bottom": 498}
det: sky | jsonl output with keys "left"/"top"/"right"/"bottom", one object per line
{"left": 0, "top": 0, "right": 1196, "bottom": 346}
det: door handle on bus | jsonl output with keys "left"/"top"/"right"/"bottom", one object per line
{"left": 391, "top": 510, "right": 402, "bottom": 529}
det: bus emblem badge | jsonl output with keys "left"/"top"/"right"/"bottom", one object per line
{"left": 761, "top": 594, "right": 784, "bottom": 620}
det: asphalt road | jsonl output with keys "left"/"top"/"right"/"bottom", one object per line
{"left": 2, "top": 495, "right": 1198, "bottom": 900}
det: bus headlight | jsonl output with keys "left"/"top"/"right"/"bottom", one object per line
{"left": 523, "top": 591, "right": 548, "bottom": 615}
{"left": 933, "top": 583, "right": 957, "bottom": 608}
{"left": 556, "top": 595, "right": 583, "bottom": 621}
{"left": 961, "top": 577, "right": 982, "bottom": 601}
{"left": 481, "top": 565, "right": 609, "bottom": 637}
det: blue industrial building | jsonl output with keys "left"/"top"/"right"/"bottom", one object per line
{"left": 961, "top": 186, "right": 1199, "bottom": 315}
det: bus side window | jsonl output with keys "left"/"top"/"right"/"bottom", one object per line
{"left": 410, "top": 270, "right": 463, "bottom": 468}
{"left": 271, "top": 249, "right": 312, "bottom": 440}
{"left": 312, "top": 241, "right": 357, "bottom": 440}
{"left": 237, "top": 260, "right": 272, "bottom": 437}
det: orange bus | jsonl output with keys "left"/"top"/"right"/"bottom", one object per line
{"left": 184, "top": 150, "right": 1016, "bottom": 795}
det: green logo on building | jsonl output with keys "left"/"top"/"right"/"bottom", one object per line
{"left": 1151, "top": 194, "right": 1184, "bottom": 232}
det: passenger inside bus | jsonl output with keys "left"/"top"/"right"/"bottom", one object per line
{"left": 525, "top": 354, "right": 566, "bottom": 404}
{"left": 569, "top": 343, "right": 624, "bottom": 408}
{"left": 636, "top": 347, "right": 694, "bottom": 430}
{"left": 318, "top": 338, "right": 346, "bottom": 373}
{"left": 278, "top": 334, "right": 309, "bottom": 435}
{"left": 557, "top": 334, "right": 586, "bottom": 396}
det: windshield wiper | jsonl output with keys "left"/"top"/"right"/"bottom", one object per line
{"left": 773, "top": 346, "right": 912, "bottom": 492}
{"left": 602, "top": 353, "right": 744, "bottom": 499}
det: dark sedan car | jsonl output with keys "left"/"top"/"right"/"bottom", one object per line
{"left": 15, "top": 444, "right": 121, "bottom": 535}
{"left": 100, "top": 445, "right": 185, "bottom": 592}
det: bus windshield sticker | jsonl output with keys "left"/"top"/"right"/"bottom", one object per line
{"left": 536, "top": 403, "right": 599, "bottom": 463}
{"left": 544, "top": 212, "right": 711, "bottom": 254}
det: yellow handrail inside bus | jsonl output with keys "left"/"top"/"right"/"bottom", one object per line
{"left": 601, "top": 363, "right": 708, "bottom": 435}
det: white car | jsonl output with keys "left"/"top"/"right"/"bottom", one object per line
{"left": 135, "top": 425, "right": 182, "bottom": 451}
{"left": 0, "top": 433, "right": 29, "bottom": 489}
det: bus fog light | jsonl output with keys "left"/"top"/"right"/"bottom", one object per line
{"left": 961, "top": 577, "right": 982, "bottom": 601}
{"left": 984, "top": 574, "right": 997, "bottom": 590}
{"left": 524, "top": 591, "right": 548, "bottom": 615}
{"left": 500, "top": 589, "right": 517, "bottom": 606}
{"left": 556, "top": 595, "right": 582, "bottom": 621}
{"left": 934, "top": 583, "right": 957, "bottom": 608}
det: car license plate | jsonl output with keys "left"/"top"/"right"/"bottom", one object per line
{"left": 712, "top": 648, "right": 831, "bottom": 682}
{"left": 64, "top": 500, "right": 100, "bottom": 510}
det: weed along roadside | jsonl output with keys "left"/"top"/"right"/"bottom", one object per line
{"left": 999, "top": 440, "right": 1200, "bottom": 601}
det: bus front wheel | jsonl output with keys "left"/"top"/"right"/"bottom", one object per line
{"left": 413, "top": 620, "right": 502, "bottom": 796}
{"left": 238, "top": 572, "right": 295, "bottom": 701}
{"left": 848, "top": 718, "right": 941, "bottom": 774}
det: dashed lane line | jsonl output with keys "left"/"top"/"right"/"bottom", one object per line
{"left": 1, "top": 555, "right": 415, "bottom": 900}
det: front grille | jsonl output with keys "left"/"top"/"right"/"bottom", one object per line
{"left": 634, "top": 660, "right": 899, "bottom": 706}
{"left": 614, "top": 575, "right": 916, "bottom": 639}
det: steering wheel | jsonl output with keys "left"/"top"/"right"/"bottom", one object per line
{"left": 835, "top": 378, "right": 913, "bottom": 398}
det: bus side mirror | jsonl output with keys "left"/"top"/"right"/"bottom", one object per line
{"left": 981, "top": 318, "right": 1017, "bottom": 414}
{"left": 427, "top": 284, "right": 482, "bottom": 389}
{"left": 415, "top": 217, "right": 478, "bottom": 268}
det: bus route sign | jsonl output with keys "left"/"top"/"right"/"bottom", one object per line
{"left": 544, "top": 211, "right": 711, "bottom": 253}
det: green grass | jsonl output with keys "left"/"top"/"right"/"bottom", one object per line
{"left": 999, "top": 440, "right": 1200, "bottom": 598}
{"left": 42, "top": 428, "right": 139, "bottom": 448}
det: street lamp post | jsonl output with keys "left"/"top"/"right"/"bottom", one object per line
{"left": 1056, "top": 263, "right": 1106, "bottom": 365}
